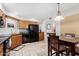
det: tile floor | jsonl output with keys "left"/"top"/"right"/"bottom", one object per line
{"left": 9, "top": 41, "right": 49, "bottom": 56}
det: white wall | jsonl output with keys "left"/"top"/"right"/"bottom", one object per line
{"left": 39, "top": 17, "right": 62, "bottom": 42}
{"left": 55, "top": 20, "right": 61, "bottom": 36}
{"left": 54, "top": 16, "right": 63, "bottom": 36}
{"left": 0, "top": 18, "right": 19, "bottom": 35}
{"left": 39, "top": 18, "right": 55, "bottom": 42}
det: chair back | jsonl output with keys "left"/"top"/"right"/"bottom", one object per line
{"left": 64, "top": 33, "right": 75, "bottom": 38}
{"left": 48, "top": 33, "right": 56, "bottom": 37}
{"left": 48, "top": 36, "right": 59, "bottom": 52}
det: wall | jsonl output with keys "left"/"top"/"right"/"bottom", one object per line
{"left": 61, "top": 14, "right": 79, "bottom": 35}
{"left": 40, "top": 18, "right": 54, "bottom": 32}
{"left": 0, "top": 10, "right": 3, "bottom": 16}
{"left": 0, "top": 10, "right": 39, "bottom": 35}
{"left": 0, "top": 17, "right": 19, "bottom": 35}
{"left": 55, "top": 19, "right": 61, "bottom": 36}
{"left": 40, "top": 18, "right": 55, "bottom": 42}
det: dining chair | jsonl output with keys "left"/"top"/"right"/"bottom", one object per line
{"left": 67, "top": 43, "right": 79, "bottom": 55}
{"left": 48, "top": 36, "right": 69, "bottom": 56}
{"left": 75, "top": 43, "right": 79, "bottom": 55}
{"left": 49, "top": 33, "right": 56, "bottom": 37}
{"left": 64, "top": 34, "right": 79, "bottom": 55}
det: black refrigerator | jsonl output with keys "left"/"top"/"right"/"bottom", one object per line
{"left": 28, "top": 24, "right": 39, "bottom": 42}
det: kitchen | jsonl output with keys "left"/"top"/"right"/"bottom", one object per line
{"left": 0, "top": 8, "right": 44, "bottom": 56}
{"left": 1, "top": 3, "right": 79, "bottom": 56}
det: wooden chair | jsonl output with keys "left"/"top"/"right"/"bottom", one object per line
{"left": 47, "top": 33, "right": 56, "bottom": 37}
{"left": 65, "top": 33, "right": 75, "bottom": 37}
{"left": 48, "top": 36, "right": 69, "bottom": 56}
{"left": 63, "top": 33, "right": 79, "bottom": 55}
{"left": 74, "top": 43, "right": 79, "bottom": 55}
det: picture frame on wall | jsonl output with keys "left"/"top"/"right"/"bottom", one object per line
{"left": 7, "top": 23, "right": 14, "bottom": 28}
{"left": 46, "top": 24, "right": 51, "bottom": 30}
{"left": 0, "top": 16, "right": 4, "bottom": 28}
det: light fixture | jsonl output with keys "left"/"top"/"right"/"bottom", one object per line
{"left": 55, "top": 3, "right": 64, "bottom": 21}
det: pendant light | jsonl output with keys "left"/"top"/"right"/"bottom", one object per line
{"left": 55, "top": 3, "right": 64, "bottom": 21}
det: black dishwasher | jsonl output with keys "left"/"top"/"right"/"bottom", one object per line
{"left": 22, "top": 32, "right": 30, "bottom": 43}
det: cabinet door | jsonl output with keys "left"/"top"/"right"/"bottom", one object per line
{"left": 10, "top": 35, "right": 17, "bottom": 49}
{"left": 0, "top": 44, "right": 3, "bottom": 56}
{"left": 16, "top": 35, "right": 22, "bottom": 46}
{"left": 10, "top": 35, "right": 22, "bottom": 49}
{"left": 19, "top": 21, "right": 29, "bottom": 28}
{"left": 39, "top": 32, "right": 44, "bottom": 41}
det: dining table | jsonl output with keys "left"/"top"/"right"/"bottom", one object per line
{"left": 59, "top": 37, "right": 79, "bottom": 56}
{"left": 48, "top": 35, "right": 79, "bottom": 56}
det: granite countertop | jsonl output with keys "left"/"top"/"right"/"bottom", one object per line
{"left": 0, "top": 35, "right": 11, "bottom": 44}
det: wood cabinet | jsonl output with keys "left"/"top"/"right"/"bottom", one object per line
{"left": 19, "top": 21, "right": 29, "bottom": 28}
{"left": 0, "top": 44, "right": 3, "bottom": 56}
{"left": 10, "top": 34, "right": 22, "bottom": 50}
{"left": 18, "top": 20, "right": 38, "bottom": 29}
{"left": 39, "top": 32, "right": 44, "bottom": 41}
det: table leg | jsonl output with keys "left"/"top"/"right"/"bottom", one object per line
{"left": 48, "top": 40, "right": 51, "bottom": 56}
{"left": 48, "top": 38, "right": 49, "bottom": 56}
{"left": 48, "top": 38, "right": 52, "bottom": 56}
{"left": 71, "top": 44, "right": 75, "bottom": 56}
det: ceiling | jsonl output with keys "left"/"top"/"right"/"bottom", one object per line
{"left": 1, "top": 3, "right": 79, "bottom": 21}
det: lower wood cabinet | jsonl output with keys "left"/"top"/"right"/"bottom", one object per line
{"left": 0, "top": 44, "right": 3, "bottom": 56}
{"left": 39, "top": 32, "right": 44, "bottom": 41}
{"left": 10, "top": 34, "right": 22, "bottom": 50}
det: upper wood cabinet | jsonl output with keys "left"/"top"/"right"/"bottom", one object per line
{"left": 18, "top": 20, "right": 38, "bottom": 29}
{"left": 18, "top": 21, "right": 30, "bottom": 28}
